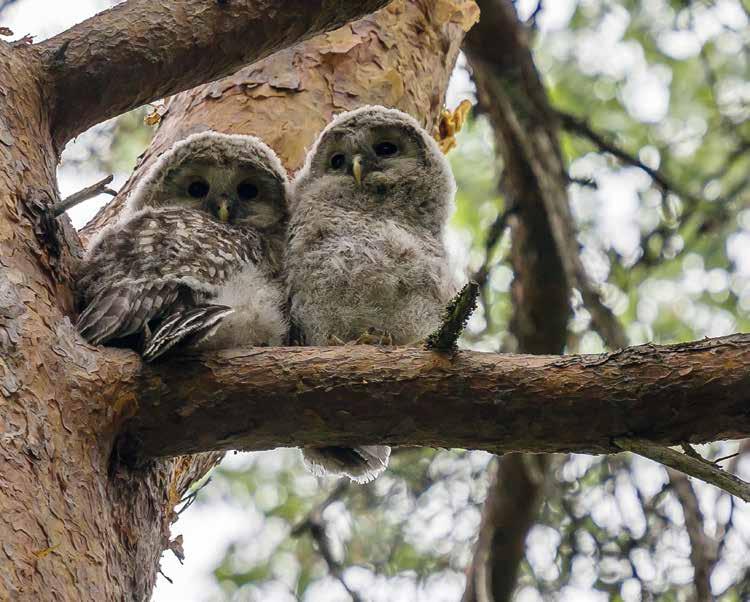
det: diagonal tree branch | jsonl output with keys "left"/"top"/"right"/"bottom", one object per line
{"left": 618, "top": 439, "right": 750, "bottom": 503}
{"left": 35, "top": 0, "right": 393, "bottom": 149}
{"left": 116, "top": 333, "right": 750, "bottom": 462}
{"left": 555, "top": 109, "right": 701, "bottom": 208}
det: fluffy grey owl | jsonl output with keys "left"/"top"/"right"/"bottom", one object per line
{"left": 287, "top": 105, "right": 458, "bottom": 483}
{"left": 77, "top": 131, "right": 288, "bottom": 360}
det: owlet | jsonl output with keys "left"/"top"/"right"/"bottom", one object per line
{"left": 287, "top": 106, "right": 458, "bottom": 483}
{"left": 77, "top": 131, "right": 288, "bottom": 360}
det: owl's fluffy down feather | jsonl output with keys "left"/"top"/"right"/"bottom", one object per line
{"left": 287, "top": 105, "right": 459, "bottom": 482}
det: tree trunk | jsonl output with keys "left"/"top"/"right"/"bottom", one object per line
{"left": 0, "top": 1, "right": 476, "bottom": 599}
{"left": 462, "top": 1, "right": 572, "bottom": 598}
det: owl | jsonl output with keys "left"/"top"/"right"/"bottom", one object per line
{"left": 77, "top": 131, "right": 288, "bottom": 360}
{"left": 287, "top": 105, "right": 458, "bottom": 483}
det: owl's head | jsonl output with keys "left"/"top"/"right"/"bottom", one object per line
{"left": 128, "top": 131, "right": 288, "bottom": 230}
{"left": 294, "top": 106, "right": 455, "bottom": 230}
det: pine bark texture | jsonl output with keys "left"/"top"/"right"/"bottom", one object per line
{"left": 124, "top": 334, "right": 750, "bottom": 458}
{"left": 0, "top": 1, "right": 477, "bottom": 599}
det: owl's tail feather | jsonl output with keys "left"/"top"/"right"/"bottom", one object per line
{"left": 142, "top": 304, "right": 233, "bottom": 362}
{"left": 301, "top": 445, "right": 391, "bottom": 484}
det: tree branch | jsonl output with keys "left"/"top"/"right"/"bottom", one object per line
{"left": 36, "top": 0, "right": 393, "bottom": 149}
{"left": 49, "top": 174, "right": 117, "bottom": 217}
{"left": 667, "top": 470, "right": 717, "bottom": 602}
{"left": 617, "top": 439, "right": 750, "bottom": 502}
{"left": 118, "top": 333, "right": 750, "bottom": 461}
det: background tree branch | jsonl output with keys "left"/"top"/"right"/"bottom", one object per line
{"left": 35, "top": 0, "right": 394, "bottom": 149}
{"left": 462, "top": 0, "right": 572, "bottom": 599}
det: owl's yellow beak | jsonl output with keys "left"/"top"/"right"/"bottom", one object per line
{"left": 217, "top": 199, "right": 230, "bottom": 223}
{"left": 352, "top": 154, "right": 363, "bottom": 186}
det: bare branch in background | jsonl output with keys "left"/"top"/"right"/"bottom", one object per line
{"left": 667, "top": 470, "right": 718, "bottom": 602}
{"left": 461, "top": 455, "right": 549, "bottom": 602}
{"left": 471, "top": 206, "right": 516, "bottom": 288}
{"left": 617, "top": 439, "right": 750, "bottom": 502}
{"left": 292, "top": 481, "right": 361, "bottom": 602}
{"left": 555, "top": 109, "right": 704, "bottom": 210}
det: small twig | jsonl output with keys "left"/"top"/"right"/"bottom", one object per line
{"left": 715, "top": 452, "right": 740, "bottom": 464}
{"left": 568, "top": 175, "right": 598, "bottom": 189}
{"left": 158, "top": 567, "right": 173, "bottom": 584}
{"left": 681, "top": 442, "right": 704, "bottom": 461}
{"left": 472, "top": 206, "right": 516, "bottom": 287}
{"left": 615, "top": 438, "right": 750, "bottom": 502}
{"left": 167, "top": 534, "right": 185, "bottom": 565}
{"left": 525, "top": 0, "right": 543, "bottom": 29}
{"left": 425, "top": 281, "right": 480, "bottom": 352}
{"left": 49, "top": 175, "right": 117, "bottom": 218}
{"left": 291, "top": 479, "right": 349, "bottom": 536}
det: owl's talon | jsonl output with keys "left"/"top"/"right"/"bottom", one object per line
{"left": 354, "top": 328, "right": 394, "bottom": 346}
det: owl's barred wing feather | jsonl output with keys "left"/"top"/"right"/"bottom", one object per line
{"left": 142, "top": 304, "right": 234, "bottom": 362}
{"left": 78, "top": 207, "right": 269, "bottom": 348}
{"left": 302, "top": 446, "right": 391, "bottom": 484}
{"left": 77, "top": 280, "right": 181, "bottom": 346}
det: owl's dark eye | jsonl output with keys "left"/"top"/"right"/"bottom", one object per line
{"left": 330, "top": 153, "right": 346, "bottom": 169}
{"left": 374, "top": 141, "right": 399, "bottom": 157}
{"left": 237, "top": 180, "right": 259, "bottom": 201}
{"left": 187, "top": 180, "right": 210, "bottom": 198}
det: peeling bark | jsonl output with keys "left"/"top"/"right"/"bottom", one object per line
{"left": 121, "top": 334, "right": 750, "bottom": 459}
{"left": 81, "top": 0, "right": 480, "bottom": 240}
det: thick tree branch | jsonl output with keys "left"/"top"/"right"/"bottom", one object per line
{"left": 36, "top": 0, "right": 393, "bottom": 149}
{"left": 119, "top": 333, "right": 750, "bottom": 460}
